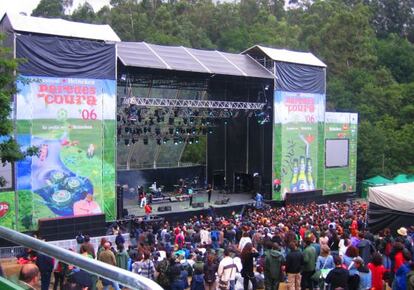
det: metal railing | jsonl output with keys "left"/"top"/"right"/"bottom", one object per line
{"left": 0, "top": 226, "right": 163, "bottom": 290}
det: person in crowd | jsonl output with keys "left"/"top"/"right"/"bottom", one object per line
{"left": 78, "top": 245, "right": 95, "bottom": 290}
{"left": 218, "top": 249, "right": 238, "bottom": 290}
{"left": 353, "top": 256, "right": 372, "bottom": 290}
{"left": 155, "top": 251, "right": 171, "bottom": 289}
{"left": 19, "top": 263, "right": 40, "bottom": 289}
{"left": 315, "top": 245, "right": 335, "bottom": 271}
{"left": 241, "top": 242, "right": 260, "bottom": 290}
{"left": 53, "top": 259, "right": 68, "bottom": 290}
{"left": 132, "top": 251, "right": 155, "bottom": 279}
{"left": 36, "top": 252, "right": 54, "bottom": 290}
{"left": 367, "top": 252, "right": 386, "bottom": 290}
{"left": 286, "top": 241, "right": 303, "bottom": 290}
{"left": 393, "top": 249, "right": 412, "bottom": 290}
{"left": 343, "top": 246, "right": 359, "bottom": 270}
{"left": 325, "top": 255, "right": 349, "bottom": 290}
{"left": 301, "top": 237, "right": 317, "bottom": 290}
{"left": 81, "top": 235, "right": 96, "bottom": 259}
{"left": 116, "top": 243, "right": 130, "bottom": 271}
{"left": 115, "top": 231, "right": 125, "bottom": 247}
{"left": 407, "top": 262, "right": 414, "bottom": 290}
{"left": 191, "top": 255, "right": 205, "bottom": 290}
{"left": 204, "top": 253, "right": 218, "bottom": 290}
{"left": 97, "top": 237, "right": 108, "bottom": 257}
{"left": 357, "top": 232, "right": 376, "bottom": 265}
{"left": 169, "top": 255, "right": 186, "bottom": 290}
{"left": 264, "top": 242, "right": 285, "bottom": 290}
{"left": 98, "top": 242, "right": 121, "bottom": 290}
{"left": 238, "top": 232, "right": 252, "bottom": 252}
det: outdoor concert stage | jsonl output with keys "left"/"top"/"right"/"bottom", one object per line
{"left": 123, "top": 190, "right": 254, "bottom": 217}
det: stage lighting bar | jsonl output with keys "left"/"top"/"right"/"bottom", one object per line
{"left": 122, "top": 97, "right": 266, "bottom": 110}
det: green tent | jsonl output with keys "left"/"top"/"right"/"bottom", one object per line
{"left": 392, "top": 174, "right": 414, "bottom": 184}
{"left": 361, "top": 175, "right": 393, "bottom": 198}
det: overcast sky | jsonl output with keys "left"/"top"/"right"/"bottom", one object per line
{"left": 0, "top": 0, "right": 111, "bottom": 18}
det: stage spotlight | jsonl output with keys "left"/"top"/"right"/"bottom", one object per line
{"left": 175, "top": 128, "right": 180, "bottom": 134}
{"left": 186, "top": 128, "right": 191, "bottom": 135}
{"left": 174, "top": 137, "right": 179, "bottom": 145}
{"left": 195, "top": 137, "right": 199, "bottom": 144}
{"left": 156, "top": 138, "right": 161, "bottom": 145}
{"left": 201, "top": 118, "right": 206, "bottom": 126}
{"left": 168, "top": 117, "right": 174, "bottom": 125}
{"left": 147, "top": 127, "right": 152, "bottom": 133}
{"left": 190, "top": 117, "right": 195, "bottom": 124}
{"left": 208, "top": 128, "right": 213, "bottom": 134}
{"left": 124, "top": 139, "right": 129, "bottom": 146}
{"left": 188, "top": 138, "right": 193, "bottom": 144}
{"left": 163, "top": 137, "right": 169, "bottom": 144}
{"left": 131, "top": 137, "right": 137, "bottom": 144}
{"left": 125, "top": 127, "right": 130, "bottom": 133}
{"left": 157, "top": 116, "right": 161, "bottom": 123}
{"left": 183, "top": 118, "right": 188, "bottom": 125}
{"left": 143, "top": 127, "right": 147, "bottom": 133}
{"left": 174, "top": 109, "right": 179, "bottom": 117}
{"left": 169, "top": 128, "right": 174, "bottom": 135}
{"left": 179, "top": 137, "right": 184, "bottom": 144}
{"left": 143, "top": 137, "right": 149, "bottom": 145}
{"left": 192, "top": 127, "right": 196, "bottom": 135}
{"left": 137, "top": 128, "right": 142, "bottom": 135}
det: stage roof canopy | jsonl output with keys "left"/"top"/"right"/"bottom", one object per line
{"left": 117, "top": 42, "right": 274, "bottom": 79}
{"left": 1, "top": 13, "right": 120, "bottom": 42}
{"left": 243, "top": 45, "right": 326, "bottom": 67}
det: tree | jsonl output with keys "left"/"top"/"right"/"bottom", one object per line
{"left": 0, "top": 36, "right": 37, "bottom": 187}
{"left": 32, "top": 0, "right": 73, "bottom": 18}
{"left": 71, "top": 2, "right": 96, "bottom": 23}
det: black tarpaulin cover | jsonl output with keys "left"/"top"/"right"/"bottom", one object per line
{"left": 16, "top": 34, "right": 115, "bottom": 79}
{"left": 368, "top": 202, "right": 414, "bottom": 234}
{"left": 275, "top": 61, "right": 325, "bottom": 94}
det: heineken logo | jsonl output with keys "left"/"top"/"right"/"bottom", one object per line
{"left": 0, "top": 202, "right": 10, "bottom": 218}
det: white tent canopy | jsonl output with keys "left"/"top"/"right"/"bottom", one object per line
{"left": 368, "top": 182, "right": 414, "bottom": 214}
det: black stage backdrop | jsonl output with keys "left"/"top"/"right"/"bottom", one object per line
{"left": 117, "top": 165, "right": 205, "bottom": 193}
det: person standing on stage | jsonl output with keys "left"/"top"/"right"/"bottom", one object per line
{"left": 189, "top": 187, "right": 194, "bottom": 207}
{"left": 207, "top": 184, "right": 213, "bottom": 203}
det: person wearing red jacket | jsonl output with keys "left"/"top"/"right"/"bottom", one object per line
{"left": 368, "top": 252, "right": 386, "bottom": 290}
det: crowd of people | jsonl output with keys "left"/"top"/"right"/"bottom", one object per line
{"left": 13, "top": 200, "right": 414, "bottom": 290}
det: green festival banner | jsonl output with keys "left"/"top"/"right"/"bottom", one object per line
{"left": 3, "top": 76, "right": 117, "bottom": 231}
{"left": 273, "top": 91, "right": 325, "bottom": 200}
{"left": 324, "top": 112, "right": 358, "bottom": 194}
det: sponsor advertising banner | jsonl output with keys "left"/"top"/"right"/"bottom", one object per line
{"left": 324, "top": 112, "right": 358, "bottom": 194}
{"left": 9, "top": 76, "right": 116, "bottom": 231}
{"left": 272, "top": 91, "right": 325, "bottom": 200}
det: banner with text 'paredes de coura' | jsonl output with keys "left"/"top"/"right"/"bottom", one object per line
{"left": 15, "top": 76, "right": 116, "bottom": 231}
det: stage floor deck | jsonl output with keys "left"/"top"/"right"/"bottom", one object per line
{"left": 123, "top": 191, "right": 254, "bottom": 217}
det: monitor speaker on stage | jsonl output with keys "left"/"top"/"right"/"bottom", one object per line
{"left": 192, "top": 202, "right": 204, "bottom": 208}
{"left": 158, "top": 206, "right": 172, "bottom": 212}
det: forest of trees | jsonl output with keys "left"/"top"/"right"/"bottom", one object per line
{"left": 30, "top": 0, "right": 414, "bottom": 182}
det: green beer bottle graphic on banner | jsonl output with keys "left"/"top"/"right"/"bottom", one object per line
{"left": 306, "top": 158, "right": 315, "bottom": 190}
{"left": 290, "top": 158, "right": 299, "bottom": 192}
{"left": 297, "top": 156, "right": 308, "bottom": 191}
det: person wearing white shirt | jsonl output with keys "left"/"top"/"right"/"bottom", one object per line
{"left": 218, "top": 250, "right": 239, "bottom": 290}
{"left": 238, "top": 232, "right": 252, "bottom": 252}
